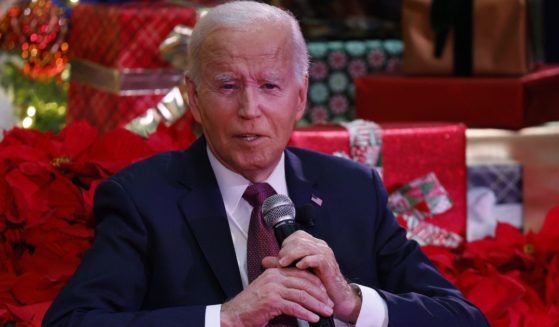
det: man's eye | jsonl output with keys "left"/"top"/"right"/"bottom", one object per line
{"left": 221, "top": 84, "right": 236, "bottom": 90}
{"left": 262, "top": 83, "right": 278, "bottom": 90}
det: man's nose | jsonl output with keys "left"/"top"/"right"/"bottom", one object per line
{"left": 238, "top": 86, "right": 261, "bottom": 119}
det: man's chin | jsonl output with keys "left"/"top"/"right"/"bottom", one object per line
{"left": 233, "top": 159, "right": 279, "bottom": 182}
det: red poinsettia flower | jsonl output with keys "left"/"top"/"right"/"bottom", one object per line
{"left": 20, "top": 219, "right": 93, "bottom": 279}
{"left": 456, "top": 265, "right": 526, "bottom": 320}
{"left": 461, "top": 222, "right": 535, "bottom": 271}
{"left": 10, "top": 272, "right": 65, "bottom": 305}
{"left": 532, "top": 206, "right": 559, "bottom": 262}
{"left": 546, "top": 255, "right": 559, "bottom": 306}
{"left": 0, "top": 121, "right": 195, "bottom": 325}
{"left": 64, "top": 123, "right": 182, "bottom": 188}
{"left": 5, "top": 301, "right": 51, "bottom": 327}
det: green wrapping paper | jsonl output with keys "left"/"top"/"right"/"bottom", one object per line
{"left": 302, "top": 39, "right": 403, "bottom": 125}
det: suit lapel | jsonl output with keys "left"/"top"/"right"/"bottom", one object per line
{"left": 175, "top": 143, "right": 325, "bottom": 299}
{"left": 285, "top": 149, "right": 326, "bottom": 236}
{"left": 176, "top": 138, "right": 243, "bottom": 299}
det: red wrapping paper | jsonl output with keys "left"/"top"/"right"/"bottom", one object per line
{"left": 68, "top": 82, "right": 166, "bottom": 133}
{"left": 354, "top": 66, "right": 559, "bottom": 129}
{"left": 69, "top": 3, "right": 197, "bottom": 69}
{"left": 289, "top": 123, "right": 467, "bottom": 237}
{"left": 67, "top": 3, "right": 197, "bottom": 133}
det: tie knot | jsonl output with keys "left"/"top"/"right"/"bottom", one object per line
{"left": 243, "top": 183, "right": 276, "bottom": 208}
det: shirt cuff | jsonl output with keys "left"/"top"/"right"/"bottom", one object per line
{"left": 354, "top": 284, "right": 389, "bottom": 327}
{"left": 205, "top": 304, "right": 221, "bottom": 327}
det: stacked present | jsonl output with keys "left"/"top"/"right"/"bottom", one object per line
{"left": 302, "top": 39, "right": 403, "bottom": 125}
{"left": 273, "top": 0, "right": 404, "bottom": 125}
{"left": 350, "top": 0, "right": 559, "bottom": 239}
{"left": 355, "top": 0, "right": 559, "bottom": 129}
{"left": 467, "top": 125, "right": 559, "bottom": 233}
{"left": 67, "top": 2, "right": 198, "bottom": 134}
{"left": 467, "top": 159, "right": 523, "bottom": 240}
{"left": 61, "top": 0, "right": 559, "bottom": 243}
{"left": 290, "top": 120, "right": 466, "bottom": 247}
{"left": 63, "top": 1, "right": 559, "bottom": 241}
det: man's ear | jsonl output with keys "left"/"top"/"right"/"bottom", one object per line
{"left": 185, "top": 77, "right": 202, "bottom": 124}
{"left": 295, "top": 74, "right": 309, "bottom": 121}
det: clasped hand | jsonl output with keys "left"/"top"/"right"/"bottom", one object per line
{"left": 221, "top": 231, "right": 362, "bottom": 326}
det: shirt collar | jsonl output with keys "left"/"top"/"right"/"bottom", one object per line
{"left": 206, "top": 146, "right": 288, "bottom": 215}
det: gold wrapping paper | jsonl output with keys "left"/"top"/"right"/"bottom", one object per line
{"left": 466, "top": 125, "right": 559, "bottom": 232}
{"left": 403, "top": 0, "right": 533, "bottom": 75}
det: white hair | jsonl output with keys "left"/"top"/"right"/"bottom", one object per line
{"left": 186, "top": 1, "right": 309, "bottom": 85}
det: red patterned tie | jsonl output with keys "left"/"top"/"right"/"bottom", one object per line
{"left": 244, "top": 182, "right": 279, "bottom": 282}
{"left": 243, "top": 183, "right": 297, "bottom": 326}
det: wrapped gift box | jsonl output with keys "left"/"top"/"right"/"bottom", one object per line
{"left": 303, "top": 39, "right": 403, "bottom": 125}
{"left": 67, "top": 3, "right": 197, "bottom": 133}
{"left": 467, "top": 160, "right": 523, "bottom": 241}
{"left": 467, "top": 125, "right": 559, "bottom": 232}
{"left": 289, "top": 122, "right": 467, "bottom": 238}
{"left": 402, "top": 0, "right": 540, "bottom": 76}
{"left": 354, "top": 66, "right": 559, "bottom": 129}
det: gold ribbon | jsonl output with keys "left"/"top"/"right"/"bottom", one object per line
{"left": 70, "top": 59, "right": 185, "bottom": 96}
{"left": 70, "top": 22, "right": 196, "bottom": 136}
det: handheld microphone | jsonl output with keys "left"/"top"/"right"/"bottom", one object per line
{"left": 262, "top": 194, "right": 335, "bottom": 327}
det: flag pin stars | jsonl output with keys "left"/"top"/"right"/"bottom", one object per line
{"left": 311, "top": 194, "right": 323, "bottom": 206}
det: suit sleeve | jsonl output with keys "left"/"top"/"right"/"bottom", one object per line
{"left": 368, "top": 170, "right": 489, "bottom": 327}
{"left": 42, "top": 179, "right": 206, "bottom": 327}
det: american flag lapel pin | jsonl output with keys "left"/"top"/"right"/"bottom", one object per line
{"left": 311, "top": 194, "right": 323, "bottom": 207}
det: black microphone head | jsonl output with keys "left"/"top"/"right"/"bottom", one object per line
{"left": 262, "top": 194, "right": 296, "bottom": 228}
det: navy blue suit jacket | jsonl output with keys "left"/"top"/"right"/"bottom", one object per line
{"left": 43, "top": 137, "right": 487, "bottom": 326}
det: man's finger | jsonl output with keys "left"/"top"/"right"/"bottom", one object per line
{"left": 262, "top": 256, "right": 280, "bottom": 269}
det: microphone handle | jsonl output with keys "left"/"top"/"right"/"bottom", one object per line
{"left": 272, "top": 220, "right": 299, "bottom": 245}
{"left": 310, "top": 317, "right": 336, "bottom": 327}
{"left": 272, "top": 221, "right": 336, "bottom": 327}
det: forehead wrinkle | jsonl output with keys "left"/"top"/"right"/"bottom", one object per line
{"left": 214, "top": 72, "right": 235, "bottom": 82}
{"left": 205, "top": 55, "right": 287, "bottom": 82}
{"left": 202, "top": 26, "right": 289, "bottom": 59}
{"left": 199, "top": 27, "right": 294, "bottom": 83}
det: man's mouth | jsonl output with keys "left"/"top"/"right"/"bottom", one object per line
{"left": 238, "top": 134, "right": 260, "bottom": 141}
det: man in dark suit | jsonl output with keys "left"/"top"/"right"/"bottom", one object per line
{"left": 43, "top": 1, "right": 488, "bottom": 326}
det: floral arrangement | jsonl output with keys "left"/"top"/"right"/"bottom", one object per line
{"left": 424, "top": 209, "right": 559, "bottom": 326}
{"left": 0, "top": 122, "right": 558, "bottom": 326}
{"left": 0, "top": 121, "right": 194, "bottom": 326}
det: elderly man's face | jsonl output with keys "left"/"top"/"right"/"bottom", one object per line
{"left": 187, "top": 22, "right": 307, "bottom": 182}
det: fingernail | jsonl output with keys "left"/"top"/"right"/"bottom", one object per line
{"left": 310, "top": 313, "right": 320, "bottom": 322}
{"left": 325, "top": 305, "right": 333, "bottom": 315}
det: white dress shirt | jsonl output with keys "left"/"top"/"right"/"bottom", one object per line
{"left": 204, "top": 147, "right": 388, "bottom": 327}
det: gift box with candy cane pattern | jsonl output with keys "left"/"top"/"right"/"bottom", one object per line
{"left": 289, "top": 120, "right": 466, "bottom": 245}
